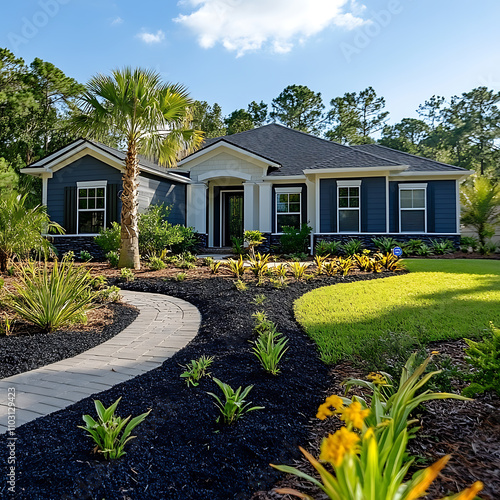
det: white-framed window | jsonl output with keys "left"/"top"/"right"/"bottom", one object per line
{"left": 275, "top": 187, "right": 301, "bottom": 232}
{"left": 399, "top": 183, "right": 427, "bottom": 233}
{"left": 337, "top": 180, "right": 361, "bottom": 233}
{"left": 77, "top": 181, "right": 107, "bottom": 234}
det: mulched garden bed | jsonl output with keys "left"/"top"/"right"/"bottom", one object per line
{"left": 0, "top": 272, "right": 392, "bottom": 499}
{"left": 0, "top": 302, "right": 139, "bottom": 379}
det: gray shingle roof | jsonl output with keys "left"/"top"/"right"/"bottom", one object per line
{"left": 194, "top": 124, "right": 400, "bottom": 175}
{"left": 352, "top": 144, "right": 468, "bottom": 173}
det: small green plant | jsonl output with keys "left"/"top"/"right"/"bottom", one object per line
{"left": 313, "top": 254, "right": 329, "bottom": 274}
{"left": 106, "top": 251, "right": 120, "bottom": 267}
{"left": 280, "top": 224, "right": 312, "bottom": 254}
{"left": 203, "top": 256, "right": 214, "bottom": 267}
{"left": 341, "top": 238, "right": 364, "bottom": 256}
{"left": 175, "top": 272, "right": 187, "bottom": 282}
{"left": 148, "top": 255, "right": 166, "bottom": 271}
{"left": 207, "top": 378, "right": 264, "bottom": 424}
{"left": 231, "top": 236, "right": 245, "bottom": 256}
{"left": 336, "top": 256, "right": 354, "bottom": 276}
{"left": 270, "top": 277, "right": 287, "bottom": 289}
{"left": 430, "top": 239, "right": 455, "bottom": 255}
{"left": 324, "top": 260, "right": 338, "bottom": 276}
{"left": 5, "top": 260, "right": 97, "bottom": 333}
{"left": 402, "top": 239, "right": 423, "bottom": 256}
{"left": 249, "top": 252, "right": 270, "bottom": 284}
{"left": 91, "top": 275, "right": 108, "bottom": 290}
{"left": 80, "top": 250, "right": 93, "bottom": 262}
{"left": 290, "top": 261, "right": 309, "bottom": 280}
{"left": 1, "top": 312, "right": 13, "bottom": 335}
{"left": 415, "top": 242, "right": 433, "bottom": 257}
{"left": 62, "top": 250, "right": 75, "bottom": 261}
{"left": 180, "top": 356, "right": 214, "bottom": 387}
{"left": 78, "top": 397, "right": 151, "bottom": 460}
{"left": 252, "top": 326, "right": 288, "bottom": 375}
{"left": 272, "top": 263, "right": 288, "bottom": 278}
{"left": 234, "top": 279, "right": 247, "bottom": 291}
{"left": 174, "top": 252, "right": 197, "bottom": 269}
{"left": 244, "top": 230, "right": 265, "bottom": 260}
{"left": 94, "top": 222, "right": 120, "bottom": 254}
{"left": 463, "top": 322, "right": 500, "bottom": 397}
{"left": 208, "top": 260, "right": 222, "bottom": 274}
{"left": 460, "top": 236, "right": 479, "bottom": 253}
{"left": 253, "top": 294, "right": 266, "bottom": 306}
{"left": 96, "top": 286, "right": 121, "bottom": 303}
{"left": 226, "top": 256, "right": 246, "bottom": 278}
{"left": 371, "top": 236, "right": 400, "bottom": 254}
{"left": 120, "top": 268, "right": 135, "bottom": 282}
{"left": 315, "top": 240, "right": 342, "bottom": 257}
{"left": 478, "top": 240, "right": 497, "bottom": 255}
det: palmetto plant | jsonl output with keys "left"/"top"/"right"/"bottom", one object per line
{"left": 5, "top": 259, "right": 98, "bottom": 333}
{"left": 0, "top": 192, "right": 63, "bottom": 272}
{"left": 73, "top": 67, "right": 203, "bottom": 269}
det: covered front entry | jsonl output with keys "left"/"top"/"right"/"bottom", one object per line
{"left": 221, "top": 190, "right": 243, "bottom": 246}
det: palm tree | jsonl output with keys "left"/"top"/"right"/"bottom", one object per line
{"left": 460, "top": 175, "right": 500, "bottom": 244}
{"left": 73, "top": 68, "right": 203, "bottom": 269}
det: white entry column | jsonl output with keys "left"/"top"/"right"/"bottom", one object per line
{"left": 258, "top": 182, "right": 273, "bottom": 233}
{"left": 186, "top": 183, "right": 207, "bottom": 234}
{"left": 243, "top": 182, "right": 257, "bottom": 231}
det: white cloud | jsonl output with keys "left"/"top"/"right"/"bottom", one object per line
{"left": 111, "top": 17, "right": 123, "bottom": 26}
{"left": 174, "top": 0, "right": 368, "bottom": 56}
{"left": 136, "top": 30, "right": 165, "bottom": 44}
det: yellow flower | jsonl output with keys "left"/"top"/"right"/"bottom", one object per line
{"left": 455, "top": 481, "right": 484, "bottom": 500}
{"left": 406, "top": 455, "right": 450, "bottom": 500}
{"left": 431, "top": 350, "right": 440, "bottom": 355}
{"left": 319, "top": 427, "right": 360, "bottom": 467}
{"left": 367, "top": 372, "right": 388, "bottom": 385}
{"left": 316, "top": 395, "right": 344, "bottom": 420}
{"left": 340, "top": 401, "right": 370, "bottom": 430}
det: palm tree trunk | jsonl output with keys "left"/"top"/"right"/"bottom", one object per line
{"left": 118, "top": 139, "right": 141, "bottom": 269}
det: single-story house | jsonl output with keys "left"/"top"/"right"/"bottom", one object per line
{"left": 21, "top": 123, "right": 471, "bottom": 254}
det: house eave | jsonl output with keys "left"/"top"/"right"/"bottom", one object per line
{"left": 303, "top": 165, "right": 408, "bottom": 175}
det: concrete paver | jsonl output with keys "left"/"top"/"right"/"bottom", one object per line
{"left": 0, "top": 290, "right": 200, "bottom": 434}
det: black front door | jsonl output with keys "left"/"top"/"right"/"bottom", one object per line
{"left": 222, "top": 192, "right": 243, "bottom": 247}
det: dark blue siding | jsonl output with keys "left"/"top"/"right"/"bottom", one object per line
{"left": 389, "top": 180, "right": 457, "bottom": 234}
{"left": 320, "top": 177, "right": 386, "bottom": 233}
{"left": 137, "top": 172, "right": 186, "bottom": 225}
{"left": 320, "top": 179, "right": 336, "bottom": 232}
{"left": 361, "top": 177, "right": 386, "bottom": 232}
{"left": 47, "top": 155, "right": 123, "bottom": 228}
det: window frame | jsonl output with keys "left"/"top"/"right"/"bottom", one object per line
{"left": 398, "top": 183, "right": 427, "bottom": 234}
{"left": 337, "top": 180, "right": 361, "bottom": 233}
{"left": 76, "top": 180, "right": 107, "bottom": 235}
{"left": 275, "top": 186, "right": 302, "bottom": 234}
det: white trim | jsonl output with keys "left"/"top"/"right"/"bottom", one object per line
{"left": 315, "top": 177, "right": 320, "bottom": 233}
{"left": 77, "top": 180, "right": 108, "bottom": 188}
{"left": 198, "top": 170, "right": 252, "bottom": 182}
{"left": 275, "top": 186, "right": 302, "bottom": 194}
{"left": 178, "top": 141, "right": 281, "bottom": 169}
{"left": 398, "top": 184, "right": 427, "bottom": 234}
{"left": 263, "top": 175, "right": 307, "bottom": 181}
{"left": 303, "top": 165, "right": 407, "bottom": 175}
{"left": 42, "top": 176, "right": 48, "bottom": 206}
{"left": 393, "top": 170, "right": 471, "bottom": 177}
{"left": 337, "top": 180, "right": 361, "bottom": 234}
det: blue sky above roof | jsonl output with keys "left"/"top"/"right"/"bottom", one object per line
{"left": 2, "top": 0, "right": 500, "bottom": 125}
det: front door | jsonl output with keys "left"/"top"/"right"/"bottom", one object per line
{"left": 222, "top": 192, "right": 244, "bottom": 247}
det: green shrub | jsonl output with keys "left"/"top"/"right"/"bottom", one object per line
{"left": 315, "top": 240, "right": 342, "bottom": 257}
{"left": 138, "top": 204, "right": 181, "bottom": 257}
{"left": 231, "top": 236, "right": 245, "bottom": 256}
{"left": 180, "top": 356, "right": 214, "bottom": 387}
{"left": 289, "top": 252, "right": 308, "bottom": 261}
{"left": 106, "top": 251, "right": 120, "bottom": 267}
{"left": 252, "top": 325, "right": 288, "bottom": 375}
{"left": 170, "top": 225, "right": 198, "bottom": 255}
{"left": 402, "top": 239, "right": 423, "bottom": 256}
{"left": 148, "top": 256, "right": 166, "bottom": 271}
{"left": 371, "top": 236, "right": 400, "bottom": 254}
{"left": 279, "top": 224, "right": 312, "bottom": 254}
{"left": 207, "top": 379, "right": 264, "bottom": 424}
{"left": 463, "top": 322, "right": 500, "bottom": 397}
{"left": 96, "top": 286, "right": 121, "bottom": 303}
{"left": 478, "top": 240, "right": 497, "bottom": 255}
{"left": 430, "top": 239, "right": 455, "bottom": 255}
{"left": 460, "top": 236, "right": 479, "bottom": 253}
{"left": 175, "top": 272, "right": 187, "bottom": 282}
{"left": 341, "top": 238, "right": 364, "bottom": 256}
{"left": 120, "top": 268, "right": 135, "bottom": 282}
{"left": 80, "top": 250, "right": 93, "bottom": 262}
{"left": 94, "top": 222, "right": 121, "bottom": 254}
{"left": 415, "top": 243, "right": 433, "bottom": 256}
{"left": 78, "top": 397, "right": 150, "bottom": 460}
{"left": 5, "top": 260, "right": 97, "bottom": 333}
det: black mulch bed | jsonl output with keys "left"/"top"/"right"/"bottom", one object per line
{"left": 0, "top": 272, "right": 392, "bottom": 499}
{"left": 0, "top": 302, "right": 139, "bottom": 379}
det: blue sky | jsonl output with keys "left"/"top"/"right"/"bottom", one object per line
{"left": 2, "top": 0, "right": 500, "bottom": 125}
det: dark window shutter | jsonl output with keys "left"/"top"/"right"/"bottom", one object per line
{"left": 64, "top": 186, "right": 77, "bottom": 234}
{"left": 106, "top": 184, "right": 120, "bottom": 227}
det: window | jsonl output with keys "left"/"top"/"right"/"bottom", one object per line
{"left": 276, "top": 187, "right": 301, "bottom": 232}
{"left": 399, "top": 184, "right": 427, "bottom": 233}
{"left": 77, "top": 181, "right": 106, "bottom": 234}
{"left": 337, "top": 180, "right": 361, "bottom": 233}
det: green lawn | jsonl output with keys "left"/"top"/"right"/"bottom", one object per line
{"left": 294, "top": 259, "right": 500, "bottom": 364}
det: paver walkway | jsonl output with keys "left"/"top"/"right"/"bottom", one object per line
{"left": 0, "top": 290, "right": 200, "bottom": 434}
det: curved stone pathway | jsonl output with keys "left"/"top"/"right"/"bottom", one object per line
{"left": 0, "top": 291, "right": 201, "bottom": 434}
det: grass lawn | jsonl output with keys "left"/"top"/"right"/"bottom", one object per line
{"left": 294, "top": 259, "right": 500, "bottom": 364}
